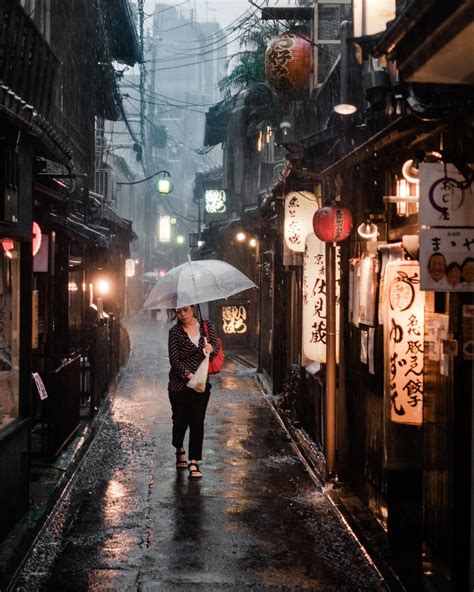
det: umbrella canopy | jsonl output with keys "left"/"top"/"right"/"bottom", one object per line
{"left": 143, "top": 259, "right": 256, "bottom": 310}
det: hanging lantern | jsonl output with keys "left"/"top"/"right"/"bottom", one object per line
{"left": 384, "top": 260, "right": 425, "bottom": 425}
{"left": 302, "top": 233, "right": 340, "bottom": 363}
{"left": 32, "top": 221, "right": 42, "bottom": 257}
{"left": 284, "top": 191, "right": 317, "bottom": 252}
{"left": 265, "top": 32, "right": 311, "bottom": 100}
{"left": 312, "top": 204, "right": 353, "bottom": 243}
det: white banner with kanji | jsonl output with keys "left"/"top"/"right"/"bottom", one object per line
{"left": 384, "top": 261, "right": 425, "bottom": 425}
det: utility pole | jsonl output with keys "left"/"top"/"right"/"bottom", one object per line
{"left": 138, "top": 0, "right": 153, "bottom": 271}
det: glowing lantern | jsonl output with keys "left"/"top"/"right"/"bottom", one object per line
{"left": 265, "top": 32, "right": 311, "bottom": 100}
{"left": 384, "top": 260, "right": 425, "bottom": 425}
{"left": 284, "top": 191, "right": 317, "bottom": 252}
{"left": 32, "top": 221, "right": 42, "bottom": 256}
{"left": 302, "top": 234, "right": 340, "bottom": 363}
{"left": 312, "top": 204, "right": 353, "bottom": 243}
{"left": 2, "top": 239, "right": 14, "bottom": 257}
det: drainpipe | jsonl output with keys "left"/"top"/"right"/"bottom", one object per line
{"left": 325, "top": 240, "right": 337, "bottom": 478}
{"left": 340, "top": 21, "right": 351, "bottom": 107}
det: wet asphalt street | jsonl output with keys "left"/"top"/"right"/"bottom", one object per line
{"left": 12, "top": 315, "right": 387, "bottom": 591}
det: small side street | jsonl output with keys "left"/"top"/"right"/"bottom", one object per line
{"left": 5, "top": 316, "right": 389, "bottom": 591}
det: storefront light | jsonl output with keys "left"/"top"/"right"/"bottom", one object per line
{"left": 236, "top": 231, "right": 246, "bottom": 242}
{"left": 357, "top": 221, "right": 378, "bottom": 241}
{"left": 96, "top": 279, "right": 111, "bottom": 295}
{"left": 249, "top": 238, "right": 257, "bottom": 248}
{"left": 402, "top": 159, "right": 420, "bottom": 184}
{"left": 333, "top": 103, "right": 357, "bottom": 115}
{"left": 176, "top": 235, "right": 185, "bottom": 245}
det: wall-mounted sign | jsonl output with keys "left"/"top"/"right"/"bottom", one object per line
{"left": 420, "top": 228, "right": 474, "bottom": 292}
{"left": 384, "top": 261, "right": 425, "bottom": 425}
{"left": 158, "top": 215, "right": 171, "bottom": 243}
{"left": 284, "top": 191, "right": 317, "bottom": 253}
{"left": 205, "top": 189, "right": 227, "bottom": 214}
{"left": 419, "top": 162, "right": 473, "bottom": 227}
{"left": 302, "top": 233, "right": 340, "bottom": 363}
{"left": 222, "top": 305, "right": 247, "bottom": 334}
{"left": 125, "top": 259, "right": 136, "bottom": 278}
{"left": 32, "top": 290, "right": 38, "bottom": 349}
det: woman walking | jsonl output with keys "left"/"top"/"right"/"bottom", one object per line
{"left": 168, "top": 305, "right": 219, "bottom": 478}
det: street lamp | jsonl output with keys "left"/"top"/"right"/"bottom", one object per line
{"left": 117, "top": 169, "right": 173, "bottom": 194}
{"left": 117, "top": 170, "right": 174, "bottom": 272}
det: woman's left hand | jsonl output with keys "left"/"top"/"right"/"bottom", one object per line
{"left": 204, "top": 343, "right": 213, "bottom": 354}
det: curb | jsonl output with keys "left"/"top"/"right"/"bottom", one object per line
{"left": 255, "top": 371, "right": 405, "bottom": 592}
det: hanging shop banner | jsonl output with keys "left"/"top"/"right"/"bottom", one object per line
{"left": 420, "top": 228, "right": 474, "bottom": 292}
{"left": 358, "top": 254, "right": 378, "bottom": 326}
{"left": 284, "top": 192, "right": 317, "bottom": 253}
{"left": 384, "top": 261, "right": 425, "bottom": 425}
{"left": 302, "top": 233, "right": 340, "bottom": 363}
{"left": 419, "top": 162, "right": 474, "bottom": 227}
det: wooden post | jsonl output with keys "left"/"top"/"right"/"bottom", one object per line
{"left": 325, "top": 240, "right": 337, "bottom": 477}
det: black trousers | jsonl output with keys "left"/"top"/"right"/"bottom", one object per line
{"left": 169, "top": 385, "right": 211, "bottom": 461}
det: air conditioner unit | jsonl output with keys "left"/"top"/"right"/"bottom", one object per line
{"left": 95, "top": 169, "right": 117, "bottom": 204}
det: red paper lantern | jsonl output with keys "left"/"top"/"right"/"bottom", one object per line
{"left": 312, "top": 204, "right": 353, "bottom": 243}
{"left": 32, "top": 221, "right": 42, "bottom": 256}
{"left": 265, "top": 32, "right": 311, "bottom": 100}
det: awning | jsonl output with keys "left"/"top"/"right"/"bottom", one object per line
{"left": 49, "top": 213, "right": 111, "bottom": 247}
{"left": 203, "top": 95, "right": 245, "bottom": 147}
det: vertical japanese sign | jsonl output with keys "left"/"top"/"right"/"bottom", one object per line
{"left": 385, "top": 261, "right": 425, "bottom": 425}
{"left": 284, "top": 192, "right": 317, "bottom": 253}
{"left": 302, "top": 233, "right": 340, "bottom": 363}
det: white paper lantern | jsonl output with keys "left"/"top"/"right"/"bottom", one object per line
{"left": 384, "top": 261, "right": 425, "bottom": 425}
{"left": 284, "top": 191, "right": 317, "bottom": 252}
{"left": 302, "top": 233, "right": 340, "bottom": 363}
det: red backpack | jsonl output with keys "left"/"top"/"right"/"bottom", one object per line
{"left": 202, "top": 319, "right": 224, "bottom": 374}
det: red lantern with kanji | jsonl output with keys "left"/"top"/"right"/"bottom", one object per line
{"left": 312, "top": 204, "right": 353, "bottom": 243}
{"left": 265, "top": 32, "right": 311, "bottom": 100}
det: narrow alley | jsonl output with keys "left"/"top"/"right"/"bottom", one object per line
{"left": 11, "top": 316, "right": 386, "bottom": 592}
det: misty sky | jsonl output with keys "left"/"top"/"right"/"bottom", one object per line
{"left": 145, "top": 0, "right": 252, "bottom": 28}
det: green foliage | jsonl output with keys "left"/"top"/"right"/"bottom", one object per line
{"left": 218, "top": 16, "right": 281, "bottom": 98}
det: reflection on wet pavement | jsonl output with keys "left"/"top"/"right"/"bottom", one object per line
{"left": 13, "top": 316, "right": 386, "bottom": 591}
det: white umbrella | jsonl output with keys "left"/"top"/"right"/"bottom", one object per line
{"left": 142, "top": 259, "right": 256, "bottom": 309}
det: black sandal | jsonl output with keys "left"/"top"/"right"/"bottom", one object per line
{"left": 175, "top": 448, "right": 187, "bottom": 469}
{"left": 188, "top": 462, "right": 202, "bottom": 478}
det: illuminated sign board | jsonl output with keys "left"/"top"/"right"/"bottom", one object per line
{"left": 205, "top": 189, "right": 227, "bottom": 214}
{"left": 384, "top": 261, "right": 425, "bottom": 425}
{"left": 159, "top": 215, "right": 171, "bottom": 243}
{"left": 222, "top": 305, "right": 247, "bottom": 334}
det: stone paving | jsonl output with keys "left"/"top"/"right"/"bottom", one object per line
{"left": 11, "top": 315, "right": 388, "bottom": 591}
